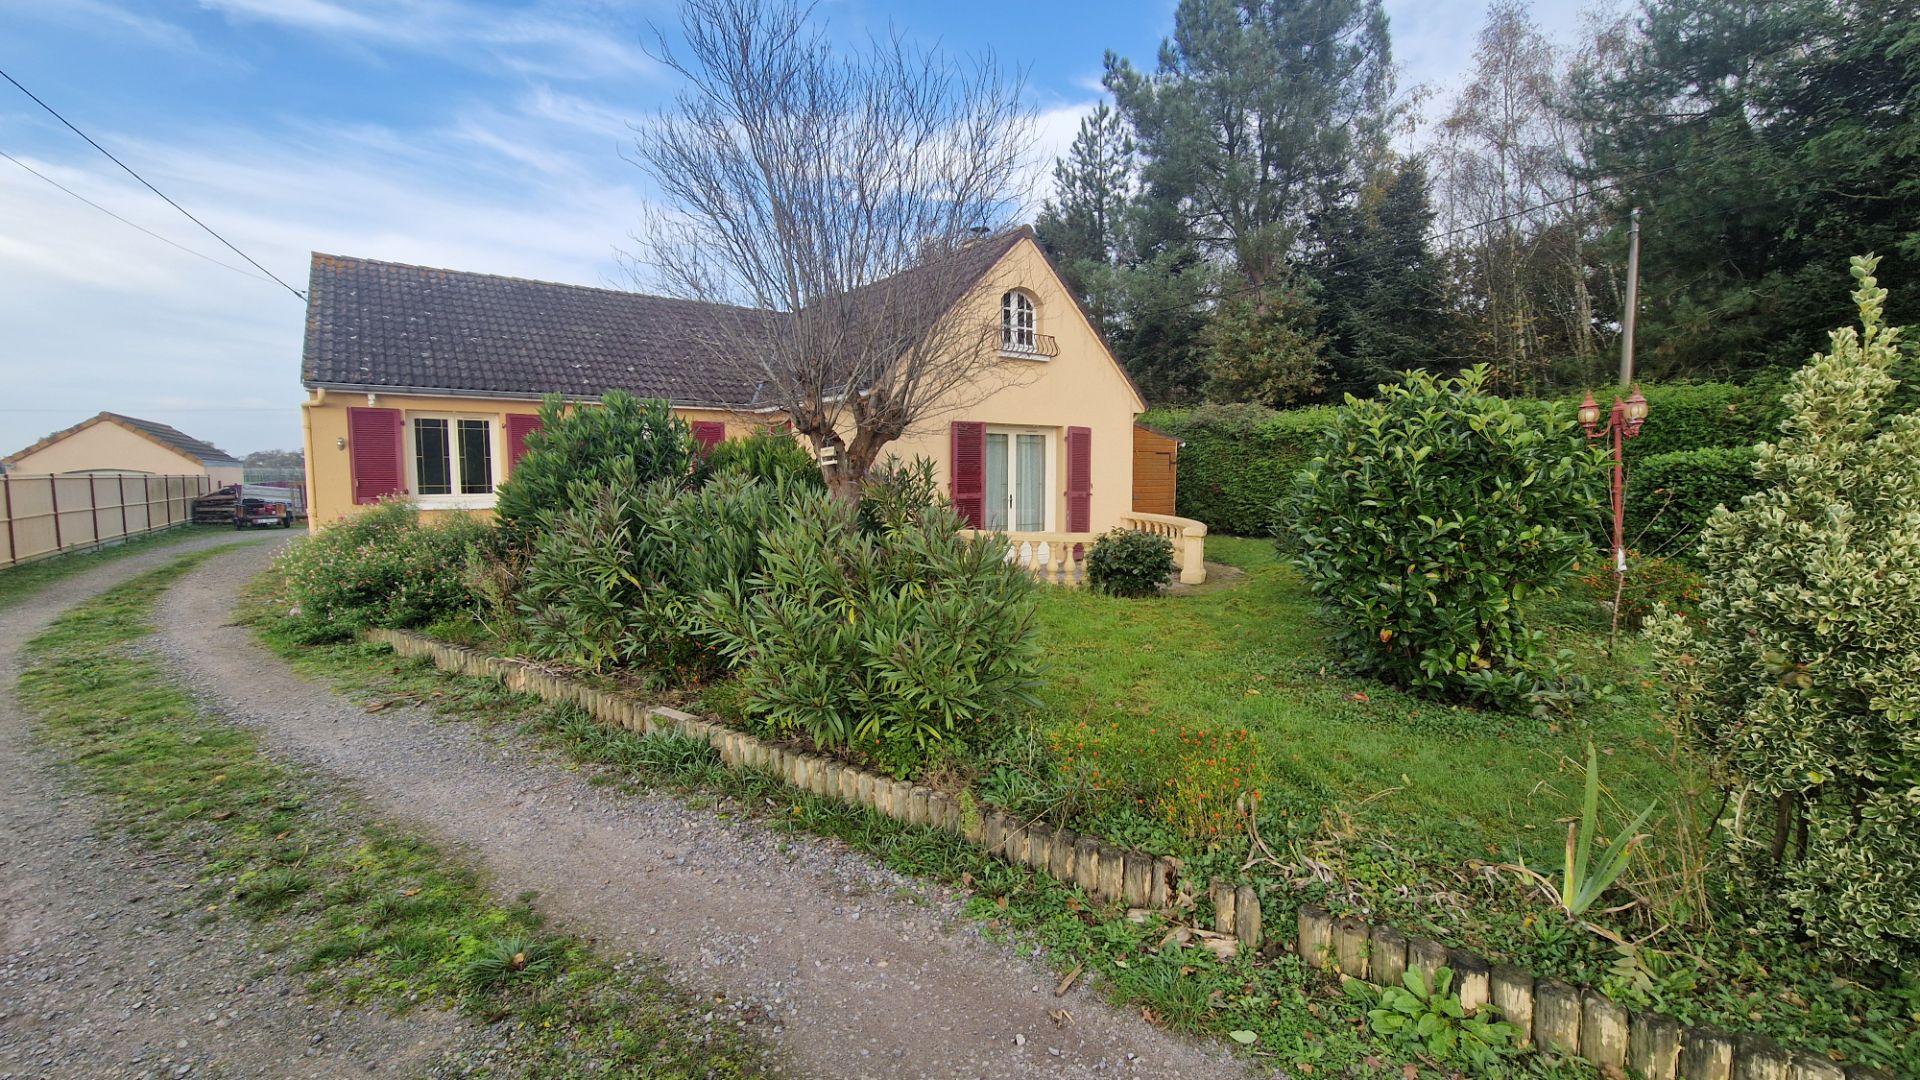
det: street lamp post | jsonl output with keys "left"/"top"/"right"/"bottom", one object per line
{"left": 1580, "top": 386, "right": 1649, "bottom": 643}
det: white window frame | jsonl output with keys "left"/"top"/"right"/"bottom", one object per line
{"left": 405, "top": 412, "right": 500, "bottom": 510}
{"left": 1000, "top": 289, "right": 1041, "bottom": 357}
{"left": 984, "top": 425, "right": 1054, "bottom": 533}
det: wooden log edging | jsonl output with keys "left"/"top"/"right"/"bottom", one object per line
{"left": 364, "top": 629, "right": 1892, "bottom": 1080}
{"left": 363, "top": 628, "right": 1183, "bottom": 914}
{"left": 1292, "top": 904, "right": 1885, "bottom": 1080}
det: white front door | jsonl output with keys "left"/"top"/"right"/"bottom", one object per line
{"left": 984, "top": 428, "right": 1050, "bottom": 532}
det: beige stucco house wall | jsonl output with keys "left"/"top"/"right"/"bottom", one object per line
{"left": 298, "top": 233, "right": 1145, "bottom": 534}
{"left": 3, "top": 413, "right": 245, "bottom": 486}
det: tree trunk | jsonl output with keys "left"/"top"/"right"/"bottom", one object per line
{"left": 1769, "top": 791, "right": 1796, "bottom": 866}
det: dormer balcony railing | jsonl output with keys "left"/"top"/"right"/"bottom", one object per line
{"left": 999, "top": 333, "right": 1059, "bottom": 359}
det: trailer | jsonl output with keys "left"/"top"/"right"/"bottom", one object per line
{"left": 192, "top": 483, "right": 307, "bottom": 529}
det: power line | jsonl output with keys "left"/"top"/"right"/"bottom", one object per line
{"left": 0, "top": 148, "right": 282, "bottom": 286}
{"left": 0, "top": 66, "right": 307, "bottom": 302}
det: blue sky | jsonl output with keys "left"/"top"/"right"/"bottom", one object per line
{"left": 0, "top": 0, "right": 1586, "bottom": 458}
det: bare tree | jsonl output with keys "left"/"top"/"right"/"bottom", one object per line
{"left": 1431, "top": 0, "right": 1617, "bottom": 393}
{"left": 630, "top": 0, "right": 1036, "bottom": 500}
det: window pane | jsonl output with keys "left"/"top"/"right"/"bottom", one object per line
{"left": 457, "top": 419, "right": 493, "bottom": 494}
{"left": 414, "top": 418, "right": 451, "bottom": 495}
{"left": 985, "top": 433, "right": 1009, "bottom": 532}
{"left": 1015, "top": 434, "right": 1045, "bottom": 532}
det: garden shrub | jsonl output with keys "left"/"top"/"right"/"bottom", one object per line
{"left": 1648, "top": 257, "right": 1920, "bottom": 967}
{"left": 855, "top": 456, "right": 945, "bottom": 535}
{"left": 1624, "top": 446, "right": 1762, "bottom": 563}
{"left": 694, "top": 488, "right": 1041, "bottom": 776}
{"left": 1085, "top": 528, "right": 1175, "bottom": 597}
{"left": 493, "top": 391, "right": 702, "bottom": 548}
{"left": 704, "top": 425, "right": 823, "bottom": 490}
{"left": 1142, "top": 404, "right": 1332, "bottom": 536}
{"left": 518, "top": 463, "right": 799, "bottom": 677}
{"left": 1281, "top": 366, "right": 1606, "bottom": 706}
{"left": 275, "top": 499, "right": 491, "bottom": 642}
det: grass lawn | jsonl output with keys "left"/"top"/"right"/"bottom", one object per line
{"left": 1030, "top": 536, "right": 1677, "bottom": 868}
{"left": 0, "top": 523, "right": 236, "bottom": 609}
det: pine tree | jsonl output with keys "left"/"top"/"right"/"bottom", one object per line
{"left": 1574, "top": 0, "right": 1920, "bottom": 378}
{"left": 1310, "top": 157, "right": 1448, "bottom": 397}
{"left": 1105, "top": 0, "right": 1394, "bottom": 293}
{"left": 1034, "top": 105, "right": 1133, "bottom": 330}
{"left": 1649, "top": 256, "right": 1920, "bottom": 966}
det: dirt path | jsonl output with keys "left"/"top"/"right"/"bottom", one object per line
{"left": 0, "top": 532, "right": 470, "bottom": 1080}
{"left": 153, "top": 543, "right": 1245, "bottom": 1080}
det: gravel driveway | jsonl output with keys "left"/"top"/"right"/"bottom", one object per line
{"left": 0, "top": 531, "right": 470, "bottom": 1080}
{"left": 149, "top": 542, "right": 1245, "bottom": 1080}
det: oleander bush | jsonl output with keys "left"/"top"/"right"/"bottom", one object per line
{"left": 1085, "top": 528, "right": 1175, "bottom": 597}
{"left": 518, "top": 463, "right": 800, "bottom": 677}
{"left": 704, "top": 425, "right": 824, "bottom": 490}
{"left": 275, "top": 498, "right": 493, "bottom": 642}
{"left": 694, "top": 487, "right": 1041, "bottom": 775}
{"left": 493, "top": 391, "right": 703, "bottom": 548}
{"left": 1281, "top": 366, "right": 1607, "bottom": 707}
{"left": 1649, "top": 257, "right": 1920, "bottom": 967}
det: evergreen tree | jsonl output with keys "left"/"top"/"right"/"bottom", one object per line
{"left": 1034, "top": 105, "right": 1133, "bottom": 330}
{"left": 1310, "top": 157, "right": 1449, "bottom": 397}
{"left": 1105, "top": 0, "right": 1395, "bottom": 293}
{"left": 1573, "top": 0, "right": 1920, "bottom": 378}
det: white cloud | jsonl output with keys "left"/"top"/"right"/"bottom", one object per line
{"left": 195, "top": 0, "right": 657, "bottom": 80}
{"left": 0, "top": 104, "right": 657, "bottom": 457}
{"left": 9, "top": 0, "right": 208, "bottom": 54}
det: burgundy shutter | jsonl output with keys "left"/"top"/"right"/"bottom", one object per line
{"left": 348, "top": 407, "right": 405, "bottom": 505}
{"left": 949, "top": 421, "right": 987, "bottom": 528}
{"left": 505, "top": 413, "right": 543, "bottom": 470}
{"left": 1066, "top": 426, "right": 1092, "bottom": 533}
{"left": 691, "top": 421, "right": 726, "bottom": 449}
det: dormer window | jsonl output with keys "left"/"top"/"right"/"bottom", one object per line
{"left": 1001, "top": 290, "right": 1036, "bottom": 353}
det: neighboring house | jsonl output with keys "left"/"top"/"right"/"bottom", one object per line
{"left": 2, "top": 412, "right": 245, "bottom": 486}
{"left": 299, "top": 229, "right": 1165, "bottom": 536}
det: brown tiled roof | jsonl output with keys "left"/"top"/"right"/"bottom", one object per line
{"left": 2, "top": 412, "right": 240, "bottom": 469}
{"left": 299, "top": 229, "right": 1029, "bottom": 407}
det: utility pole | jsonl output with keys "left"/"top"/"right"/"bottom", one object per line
{"left": 1619, "top": 206, "right": 1642, "bottom": 389}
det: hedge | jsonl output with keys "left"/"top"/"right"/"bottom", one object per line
{"left": 1624, "top": 446, "right": 1762, "bottom": 564}
{"left": 1142, "top": 404, "right": 1333, "bottom": 536}
{"left": 1548, "top": 381, "right": 1782, "bottom": 461}
{"left": 1149, "top": 381, "right": 1789, "bottom": 540}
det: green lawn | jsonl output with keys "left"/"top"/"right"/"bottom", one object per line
{"left": 1029, "top": 537, "right": 1677, "bottom": 867}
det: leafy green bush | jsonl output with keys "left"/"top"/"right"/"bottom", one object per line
{"left": 1625, "top": 446, "right": 1762, "bottom": 563}
{"left": 1141, "top": 404, "right": 1332, "bottom": 536}
{"left": 695, "top": 489, "right": 1041, "bottom": 775}
{"left": 518, "top": 464, "right": 798, "bottom": 676}
{"left": 704, "top": 425, "right": 823, "bottom": 490}
{"left": 1281, "top": 367, "right": 1606, "bottom": 706}
{"left": 855, "top": 456, "right": 945, "bottom": 536}
{"left": 275, "top": 499, "right": 491, "bottom": 642}
{"left": 1649, "top": 257, "right": 1920, "bottom": 967}
{"left": 1085, "top": 528, "right": 1175, "bottom": 597}
{"left": 493, "top": 391, "right": 702, "bottom": 548}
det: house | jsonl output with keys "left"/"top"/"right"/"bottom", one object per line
{"left": 298, "top": 229, "right": 1204, "bottom": 580}
{"left": 2, "top": 412, "right": 245, "bottom": 486}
